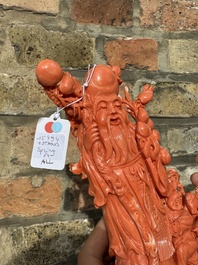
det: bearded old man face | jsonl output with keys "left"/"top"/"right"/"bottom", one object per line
{"left": 94, "top": 95, "right": 125, "bottom": 128}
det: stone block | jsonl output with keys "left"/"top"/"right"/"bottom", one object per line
{"left": 0, "top": 118, "right": 42, "bottom": 176}
{"left": 9, "top": 122, "right": 37, "bottom": 172}
{"left": 140, "top": 0, "right": 198, "bottom": 31}
{"left": 167, "top": 127, "right": 198, "bottom": 156}
{"left": 0, "top": 219, "right": 93, "bottom": 265}
{"left": 168, "top": 40, "right": 198, "bottom": 73}
{"left": 0, "top": 176, "right": 62, "bottom": 218}
{"left": 0, "top": 227, "right": 14, "bottom": 265}
{"left": 66, "top": 133, "right": 80, "bottom": 165}
{"left": 0, "top": 120, "right": 11, "bottom": 176}
{"left": 104, "top": 38, "right": 158, "bottom": 70}
{"left": 0, "top": 28, "right": 19, "bottom": 74}
{"left": 8, "top": 25, "right": 94, "bottom": 68}
{"left": 144, "top": 82, "right": 198, "bottom": 117}
{"left": 0, "top": 73, "right": 54, "bottom": 115}
{"left": 0, "top": 118, "right": 40, "bottom": 176}
{"left": 70, "top": 0, "right": 133, "bottom": 26}
{"left": 0, "top": 0, "right": 59, "bottom": 14}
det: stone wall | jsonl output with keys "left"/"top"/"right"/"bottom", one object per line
{"left": 0, "top": 0, "right": 197, "bottom": 264}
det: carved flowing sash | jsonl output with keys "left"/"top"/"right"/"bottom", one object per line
{"left": 82, "top": 149, "right": 174, "bottom": 263}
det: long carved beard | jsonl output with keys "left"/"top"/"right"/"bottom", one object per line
{"left": 98, "top": 115, "right": 134, "bottom": 165}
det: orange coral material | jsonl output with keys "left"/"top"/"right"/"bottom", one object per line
{"left": 36, "top": 60, "right": 198, "bottom": 265}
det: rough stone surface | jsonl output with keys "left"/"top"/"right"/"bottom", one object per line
{"left": 0, "top": 120, "right": 10, "bottom": 177}
{"left": 167, "top": 127, "right": 198, "bottom": 156}
{"left": 0, "top": 227, "right": 14, "bottom": 265}
{"left": 0, "top": 27, "right": 20, "bottom": 75}
{"left": 0, "top": 73, "right": 54, "bottom": 115}
{"left": 0, "top": 0, "right": 60, "bottom": 14}
{"left": 104, "top": 39, "right": 158, "bottom": 70}
{"left": 168, "top": 40, "right": 198, "bottom": 73}
{"left": 70, "top": 0, "right": 133, "bottom": 26}
{"left": 66, "top": 133, "right": 80, "bottom": 165}
{"left": 140, "top": 0, "right": 198, "bottom": 31}
{"left": 145, "top": 82, "right": 198, "bottom": 117}
{"left": 0, "top": 120, "right": 40, "bottom": 176}
{"left": 8, "top": 25, "right": 94, "bottom": 68}
{"left": 10, "top": 123, "right": 35, "bottom": 171}
{"left": 0, "top": 176, "right": 62, "bottom": 218}
{"left": 0, "top": 219, "right": 93, "bottom": 265}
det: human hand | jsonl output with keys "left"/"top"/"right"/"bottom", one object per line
{"left": 77, "top": 218, "right": 115, "bottom": 265}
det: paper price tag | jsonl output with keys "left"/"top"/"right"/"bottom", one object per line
{"left": 31, "top": 116, "right": 70, "bottom": 170}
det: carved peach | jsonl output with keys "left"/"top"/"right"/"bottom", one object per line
{"left": 36, "top": 59, "right": 64, "bottom": 87}
{"left": 137, "top": 108, "right": 149, "bottom": 123}
{"left": 58, "top": 73, "right": 75, "bottom": 95}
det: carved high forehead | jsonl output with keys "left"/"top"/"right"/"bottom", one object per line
{"left": 94, "top": 94, "right": 122, "bottom": 106}
{"left": 85, "top": 64, "right": 121, "bottom": 98}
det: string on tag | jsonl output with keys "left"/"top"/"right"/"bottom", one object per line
{"left": 53, "top": 64, "right": 96, "bottom": 119}
{"left": 53, "top": 108, "right": 60, "bottom": 120}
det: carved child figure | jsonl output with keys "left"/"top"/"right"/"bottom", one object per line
{"left": 186, "top": 173, "right": 198, "bottom": 217}
{"left": 166, "top": 189, "right": 198, "bottom": 265}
